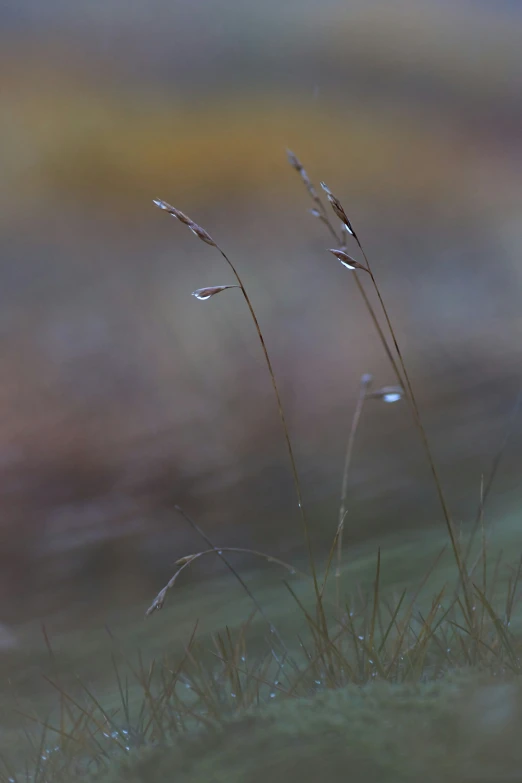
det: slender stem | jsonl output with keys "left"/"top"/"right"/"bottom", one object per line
{"left": 355, "top": 236, "right": 473, "bottom": 622}
{"left": 352, "top": 273, "right": 405, "bottom": 388}
{"left": 215, "top": 245, "right": 320, "bottom": 598}
{"left": 462, "top": 389, "right": 522, "bottom": 571}
{"left": 172, "top": 506, "right": 298, "bottom": 668}
{"left": 335, "top": 375, "right": 370, "bottom": 608}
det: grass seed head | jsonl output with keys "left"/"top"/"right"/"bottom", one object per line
{"left": 153, "top": 199, "right": 192, "bottom": 225}
{"left": 287, "top": 149, "right": 318, "bottom": 198}
{"left": 320, "top": 182, "right": 355, "bottom": 237}
{"left": 329, "top": 248, "right": 367, "bottom": 272}
{"left": 154, "top": 199, "right": 216, "bottom": 246}
{"left": 188, "top": 224, "right": 216, "bottom": 247}
{"left": 192, "top": 285, "right": 239, "bottom": 301}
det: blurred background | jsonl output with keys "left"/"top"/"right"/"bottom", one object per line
{"left": 1, "top": 0, "right": 522, "bottom": 629}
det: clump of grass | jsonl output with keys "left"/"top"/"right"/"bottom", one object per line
{"left": 6, "top": 154, "right": 522, "bottom": 782}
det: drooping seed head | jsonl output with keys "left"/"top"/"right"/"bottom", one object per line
{"left": 154, "top": 199, "right": 216, "bottom": 246}
{"left": 192, "top": 285, "right": 239, "bottom": 301}
{"left": 320, "top": 183, "right": 356, "bottom": 237}
{"left": 188, "top": 223, "right": 216, "bottom": 247}
{"left": 286, "top": 149, "right": 302, "bottom": 172}
{"left": 153, "top": 199, "right": 192, "bottom": 226}
{"left": 175, "top": 555, "right": 196, "bottom": 565}
{"left": 287, "top": 150, "right": 318, "bottom": 198}
{"left": 329, "top": 249, "right": 368, "bottom": 272}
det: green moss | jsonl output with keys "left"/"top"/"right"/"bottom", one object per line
{"left": 90, "top": 673, "right": 522, "bottom": 783}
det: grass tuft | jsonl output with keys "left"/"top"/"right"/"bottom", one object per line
{"left": 5, "top": 152, "right": 522, "bottom": 782}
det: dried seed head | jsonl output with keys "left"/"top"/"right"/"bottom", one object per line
{"left": 286, "top": 149, "right": 302, "bottom": 172}
{"left": 367, "top": 385, "right": 404, "bottom": 403}
{"left": 309, "top": 208, "right": 328, "bottom": 225}
{"left": 154, "top": 199, "right": 216, "bottom": 246}
{"left": 192, "top": 285, "right": 239, "bottom": 301}
{"left": 320, "top": 183, "right": 355, "bottom": 237}
{"left": 153, "top": 199, "right": 192, "bottom": 226}
{"left": 286, "top": 150, "right": 318, "bottom": 198}
{"left": 329, "top": 249, "right": 367, "bottom": 272}
{"left": 175, "top": 555, "right": 196, "bottom": 565}
{"left": 188, "top": 223, "right": 216, "bottom": 247}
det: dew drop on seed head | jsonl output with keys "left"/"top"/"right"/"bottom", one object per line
{"left": 383, "top": 393, "right": 402, "bottom": 403}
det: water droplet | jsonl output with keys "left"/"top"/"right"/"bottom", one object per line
{"left": 217, "top": 550, "right": 223, "bottom": 555}
{"left": 358, "top": 635, "right": 364, "bottom": 641}
{"left": 383, "top": 393, "right": 402, "bottom": 404}
{"left": 270, "top": 692, "right": 276, "bottom": 699}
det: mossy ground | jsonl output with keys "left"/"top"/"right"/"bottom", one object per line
{"left": 92, "top": 672, "right": 522, "bottom": 783}
{"left": 4, "top": 512, "right": 522, "bottom": 782}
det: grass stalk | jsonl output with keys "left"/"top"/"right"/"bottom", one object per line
{"left": 357, "top": 238, "right": 473, "bottom": 623}
{"left": 153, "top": 198, "right": 320, "bottom": 600}
{"left": 335, "top": 374, "right": 372, "bottom": 607}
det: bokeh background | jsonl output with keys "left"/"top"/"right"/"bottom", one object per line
{"left": 1, "top": 0, "right": 522, "bottom": 628}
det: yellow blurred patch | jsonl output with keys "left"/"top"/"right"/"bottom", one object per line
{"left": 0, "top": 56, "right": 501, "bottom": 216}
